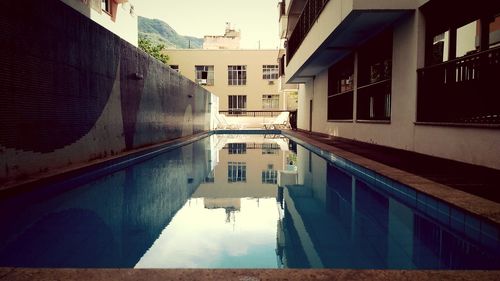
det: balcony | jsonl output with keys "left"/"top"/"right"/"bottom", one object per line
{"left": 286, "top": 0, "right": 329, "bottom": 64}
{"left": 417, "top": 47, "right": 500, "bottom": 125}
{"left": 285, "top": 0, "right": 414, "bottom": 83}
{"left": 278, "top": 1, "right": 288, "bottom": 39}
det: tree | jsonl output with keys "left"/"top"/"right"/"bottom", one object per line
{"left": 138, "top": 37, "right": 169, "bottom": 64}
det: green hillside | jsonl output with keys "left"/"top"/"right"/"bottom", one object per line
{"left": 138, "top": 16, "right": 203, "bottom": 49}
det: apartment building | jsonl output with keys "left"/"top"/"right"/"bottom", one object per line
{"left": 279, "top": 0, "right": 500, "bottom": 169}
{"left": 165, "top": 49, "right": 282, "bottom": 112}
{"left": 60, "top": 0, "right": 138, "bottom": 46}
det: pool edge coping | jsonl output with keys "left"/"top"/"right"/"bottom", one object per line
{"left": 0, "top": 131, "right": 212, "bottom": 196}
{"left": 282, "top": 130, "right": 500, "bottom": 226}
{"left": 1, "top": 268, "right": 499, "bottom": 281}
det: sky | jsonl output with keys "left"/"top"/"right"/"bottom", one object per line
{"left": 134, "top": 0, "right": 281, "bottom": 49}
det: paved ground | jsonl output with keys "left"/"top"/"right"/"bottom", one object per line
{"left": 286, "top": 129, "right": 500, "bottom": 204}
{"left": 1, "top": 268, "right": 500, "bottom": 281}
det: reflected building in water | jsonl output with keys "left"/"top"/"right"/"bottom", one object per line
{"left": 192, "top": 134, "right": 293, "bottom": 225}
{"left": 276, "top": 143, "right": 500, "bottom": 269}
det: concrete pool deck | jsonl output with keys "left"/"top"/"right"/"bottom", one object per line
{"left": 1, "top": 268, "right": 500, "bottom": 281}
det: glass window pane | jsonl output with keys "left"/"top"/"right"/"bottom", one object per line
{"left": 432, "top": 31, "right": 449, "bottom": 64}
{"left": 456, "top": 20, "right": 479, "bottom": 57}
{"left": 489, "top": 14, "right": 500, "bottom": 48}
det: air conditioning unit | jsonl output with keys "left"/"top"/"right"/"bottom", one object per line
{"left": 198, "top": 79, "right": 207, "bottom": 85}
{"left": 268, "top": 80, "right": 275, "bottom": 85}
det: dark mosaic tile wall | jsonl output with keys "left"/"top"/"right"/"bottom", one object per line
{"left": 0, "top": 0, "right": 210, "bottom": 182}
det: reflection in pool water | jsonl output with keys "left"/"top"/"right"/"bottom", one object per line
{"left": 0, "top": 134, "right": 499, "bottom": 269}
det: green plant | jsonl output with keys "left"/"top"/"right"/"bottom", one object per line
{"left": 138, "top": 36, "right": 169, "bottom": 64}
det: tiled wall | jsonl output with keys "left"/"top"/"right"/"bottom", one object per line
{"left": 0, "top": 0, "right": 210, "bottom": 183}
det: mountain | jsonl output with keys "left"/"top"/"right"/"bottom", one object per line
{"left": 138, "top": 16, "right": 203, "bottom": 49}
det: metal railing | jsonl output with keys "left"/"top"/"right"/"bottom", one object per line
{"left": 220, "top": 110, "right": 291, "bottom": 117}
{"left": 417, "top": 47, "right": 500, "bottom": 124}
{"left": 286, "top": 0, "right": 329, "bottom": 65}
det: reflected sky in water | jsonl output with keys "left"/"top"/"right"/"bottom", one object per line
{"left": 136, "top": 198, "right": 279, "bottom": 268}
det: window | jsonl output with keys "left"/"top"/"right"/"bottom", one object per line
{"left": 228, "top": 95, "right": 247, "bottom": 114}
{"left": 262, "top": 143, "right": 280, "bottom": 154}
{"left": 430, "top": 31, "right": 449, "bottom": 64}
{"left": 489, "top": 14, "right": 500, "bottom": 48}
{"left": 357, "top": 31, "right": 392, "bottom": 121}
{"left": 101, "top": 0, "right": 111, "bottom": 14}
{"left": 263, "top": 65, "right": 279, "bottom": 80}
{"left": 262, "top": 164, "right": 277, "bottom": 184}
{"left": 195, "top": 65, "right": 214, "bottom": 85}
{"left": 424, "top": 7, "right": 500, "bottom": 65}
{"left": 418, "top": 4, "right": 500, "bottom": 124}
{"left": 228, "top": 65, "right": 246, "bottom": 85}
{"left": 228, "top": 162, "right": 246, "bottom": 183}
{"left": 169, "top": 65, "right": 179, "bottom": 72}
{"left": 456, "top": 20, "right": 479, "bottom": 58}
{"left": 328, "top": 55, "right": 354, "bottom": 120}
{"left": 262, "top": 94, "right": 279, "bottom": 109}
{"left": 227, "top": 143, "right": 246, "bottom": 154}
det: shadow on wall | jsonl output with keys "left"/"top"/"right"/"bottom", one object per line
{"left": 0, "top": 0, "right": 211, "bottom": 183}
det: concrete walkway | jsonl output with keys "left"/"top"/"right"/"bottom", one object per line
{"left": 1, "top": 268, "right": 499, "bottom": 281}
{"left": 285, "top": 129, "right": 500, "bottom": 204}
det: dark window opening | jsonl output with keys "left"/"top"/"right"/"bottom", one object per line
{"left": 101, "top": 0, "right": 111, "bottom": 14}
{"left": 356, "top": 31, "right": 392, "bottom": 121}
{"left": 228, "top": 95, "right": 247, "bottom": 114}
{"left": 327, "top": 55, "right": 354, "bottom": 120}
{"left": 418, "top": 4, "right": 500, "bottom": 124}
{"left": 227, "top": 143, "right": 247, "bottom": 154}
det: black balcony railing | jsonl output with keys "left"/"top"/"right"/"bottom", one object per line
{"left": 220, "top": 110, "right": 290, "bottom": 117}
{"left": 286, "top": 0, "right": 329, "bottom": 65}
{"left": 417, "top": 47, "right": 500, "bottom": 124}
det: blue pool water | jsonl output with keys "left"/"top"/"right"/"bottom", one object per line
{"left": 0, "top": 133, "right": 499, "bottom": 269}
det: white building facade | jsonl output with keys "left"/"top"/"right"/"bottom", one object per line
{"left": 60, "top": 0, "right": 138, "bottom": 46}
{"left": 279, "top": 0, "right": 500, "bottom": 169}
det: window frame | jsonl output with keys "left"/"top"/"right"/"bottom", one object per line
{"left": 228, "top": 161, "right": 247, "bottom": 183}
{"left": 262, "top": 65, "right": 279, "bottom": 80}
{"left": 327, "top": 54, "right": 354, "bottom": 121}
{"left": 228, "top": 95, "right": 247, "bottom": 114}
{"left": 356, "top": 30, "right": 393, "bottom": 122}
{"left": 228, "top": 65, "right": 247, "bottom": 85}
{"left": 262, "top": 94, "right": 280, "bottom": 109}
{"left": 101, "top": 0, "right": 111, "bottom": 15}
{"left": 195, "top": 65, "right": 214, "bottom": 85}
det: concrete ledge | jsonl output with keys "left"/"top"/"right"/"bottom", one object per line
{"left": 0, "top": 131, "right": 211, "bottom": 196}
{"left": 214, "top": 129, "right": 281, "bottom": 134}
{"left": 1, "top": 268, "right": 499, "bottom": 281}
{"left": 282, "top": 130, "right": 500, "bottom": 226}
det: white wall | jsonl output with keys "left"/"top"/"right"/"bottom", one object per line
{"left": 60, "top": 0, "right": 138, "bottom": 46}
{"left": 295, "top": 8, "right": 500, "bottom": 169}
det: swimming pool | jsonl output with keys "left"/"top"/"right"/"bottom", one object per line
{"left": 0, "top": 133, "right": 499, "bottom": 269}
